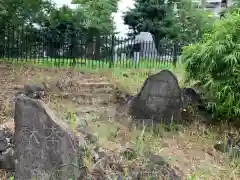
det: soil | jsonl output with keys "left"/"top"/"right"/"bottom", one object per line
{"left": 0, "top": 62, "right": 239, "bottom": 180}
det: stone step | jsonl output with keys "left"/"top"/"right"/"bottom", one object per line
{"left": 76, "top": 82, "right": 114, "bottom": 89}
{"left": 74, "top": 95, "right": 115, "bottom": 105}
{"left": 75, "top": 106, "right": 117, "bottom": 122}
{"left": 52, "top": 92, "right": 114, "bottom": 100}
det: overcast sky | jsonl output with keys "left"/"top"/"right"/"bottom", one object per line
{"left": 53, "top": 0, "right": 135, "bottom": 37}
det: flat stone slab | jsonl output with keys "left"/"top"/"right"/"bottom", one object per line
{"left": 14, "top": 94, "right": 85, "bottom": 180}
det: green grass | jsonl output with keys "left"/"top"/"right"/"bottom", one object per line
{"left": 0, "top": 57, "right": 171, "bottom": 70}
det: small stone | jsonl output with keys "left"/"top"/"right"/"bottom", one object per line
{"left": 0, "top": 139, "right": 8, "bottom": 152}
{"left": 121, "top": 148, "right": 137, "bottom": 160}
{"left": 0, "top": 147, "right": 15, "bottom": 171}
{"left": 84, "top": 133, "right": 98, "bottom": 144}
{"left": 149, "top": 155, "right": 165, "bottom": 165}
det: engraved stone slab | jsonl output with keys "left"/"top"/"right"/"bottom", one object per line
{"left": 14, "top": 94, "right": 84, "bottom": 180}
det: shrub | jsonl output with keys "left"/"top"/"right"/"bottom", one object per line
{"left": 181, "top": 10, "right": 240, "bottom": 120}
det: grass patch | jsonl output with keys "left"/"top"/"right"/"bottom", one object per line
{"left": 0, "top": 57, "right": 171, "bottom": 70}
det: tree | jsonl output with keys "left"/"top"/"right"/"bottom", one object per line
{"left": 0, "top": 0, "right": 55, "bottom": 58}
{"left": 72, "top": 0, "right": 118, "bottom": 34}
{"left": 173, "top": 0, "right": 216, "bottom": 44}
{"left": 124, "top": 0, "right": 215, "bottom": 44}
{"left": 181, "top": 11, "right": 240, "bottom": 120}
{"left": 39, "top": 5, "right": 82, "bottom": 58}
{"left": 72, "top": 0, "right": 119, "bottom": 59}
{"left": 123, "top": 0, "right": 178, "bottom": 41}
{"left": 0, "top": 0, "right": 54, "bottom": 28}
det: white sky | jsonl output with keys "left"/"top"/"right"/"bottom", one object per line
{"left": 53, "top": 0, "right": 135, "bottom": 37}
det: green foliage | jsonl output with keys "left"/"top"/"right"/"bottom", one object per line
{"left": 173, "top": 0, "right": 216, "bottom": 43}
{"left": 72, "top": 0, "right": 118, "bottom": 34}
{"left": 123, "top": 0, "right": 216, "bottom": 44}
{"left": 182, "top": 11, "right": 240, "bottom": 120}
{"left": 123, "top": 0, "right": 177, "bottom": 39}
{"left": 0, "top": 0, "right": 54, "bottom": 27}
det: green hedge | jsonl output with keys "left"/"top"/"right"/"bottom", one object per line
{"left": 182, "top": 10, "right": 240, "bottom": 120}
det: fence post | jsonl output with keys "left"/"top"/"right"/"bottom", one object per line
{"left": 173, "top": 41, "right": 178, "bottom": 68}
{"left": 70, "top": 30, "right": 76, "bottom": 67}
{"left": 109, "top": 35, "right": 115, "bottom": 68}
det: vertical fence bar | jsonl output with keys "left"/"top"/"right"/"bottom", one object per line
{"left": 118, "top": 36, "right": 121, "bottom": 68}
{"left": 25, "top": 29, "right": 28, "bottom": 61}
{"left": 11, "top": 26, "right": 15, "bottom": 61}
{"left": 44, "top": 29, "right": 47, "bottom": 64}
{"left": 20, "top": 25, "right": 23, "bottom": 61}
{"left": 73, "top": 32, "right": 77, "bottom": 67}
{"left": 42, "top": 29, "right": 45, "bottom": 64}
{"left": 61, "top": 31, "right": 65, "bottom": 67}
{"left": 130, "top": 38, "right": 132, "bottom": 68}
{"left": 152, "top": 40, "right": 156, "bottom": 69}
{"left": 98, "top": 35, "right": 101, "bottom": 69}
{"left": 7, "top": 25, "right": 10, "bottom": 61}
{"left": 91, "top": 37, "right": 94, "bottom": 69}
{"left": 84, "top": 35, "right": 87, "bottom": 68}
{"left": 58, "top": 32, "right": 60, "bottom": 67}
{"left": 142, "top": 40, "right": 146, "bottom": 68}
{"left": 3, "top": 25, "right": 6, "bottom": 60}
{"left": 65, "top": 31, "right": 68, "bottom": 66}
{"left": 173, "top": 40, "right": 178, "bottom": 67}
{"left": 116, "top": 36, "right": 119, "bottom": 68}
{"left": 158, "top": 42, "right": 161, "bottom": 68}
{"left": 34, "top": 30, "right": 36, "bottom": 62}
{"left": 53, "top": 35, "right": 56, "bottom": 67}
{"left": 109, "top": 35, "right": 114, "bottom": 68}
{"left": 16, "top": 27, "right": 19, "bottom": 62}
{"left": 104, "top": 35, "right": 107, "bottom": 68}
{"left": 125, "top": 37, "right": 128, "bottom": 68}
{"left": 37, "top": 30, "right": 39, "bottom": 63}
{"left": 76, "top": 31, "right": 80, "bottom": 68}
{"left": 45, "top": 30, "right": 48, "bottom": 64}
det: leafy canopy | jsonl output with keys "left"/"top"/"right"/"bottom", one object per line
{"left": 72, "top": 0, "right": 118, "bottom": 34}
{"left": 123, "top": 0, "right": 215, "bottom": 44}
{"left": 182, "top": 10, "right": 240, "bottom": 120}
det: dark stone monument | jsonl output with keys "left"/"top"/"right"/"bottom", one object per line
{"left": 129, "top": 70, "right": 182, "bottom": 125}
{"left": 14, "top": 94, "right": 85, "bottom": 180}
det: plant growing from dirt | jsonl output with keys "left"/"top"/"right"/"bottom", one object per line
{"left": 182, "top": 10, "right": 240, "bottom": 121}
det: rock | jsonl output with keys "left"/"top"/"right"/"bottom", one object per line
{"left": 0, "top": 147, "right": 15, "bottom": 171}
{"left": 180, "top": 87, "right": 213, "bottom": 123}
{"left": 0, "top": 138, "right": 8, "bottom": 152}
{"left": 149, "top": 155, "right": 166, "bottom": 165}
{"left": 0, "top": 128, "right": 15, "bottom": 171}
{"left": 23, "top": 84, "right": 45, "bottom": 99}
{"left": 56, "top": 77, "right": 72, "bottom": 92}
{"left": 75, "top": 114, "right": 88, "bottom": 128}
{"left": 85, "top": 134, "right": 98, "bottom": 144}
{"left": 14, "top": 94, "right": 85, "bottom": 180}
{"left": 181, "top": 87, "right": 203, "bottom": 109}
{"left": 214, "top": 138, "right": 240, "bottom": 158}
{"left": 121, "top": 147, "right": 137, "bottom": 160}
{"left": 42, "top": 82, "right": 51, "bottom": 92}
{"left": 129, "top": 70, "right": 182, "bottom": 125}
{"left": 15, "top": 84, "right": 45, "bottom": 99}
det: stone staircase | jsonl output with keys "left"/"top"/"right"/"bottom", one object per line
{"left": 53, "top": 75, "right": 119, "bottom": 123}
